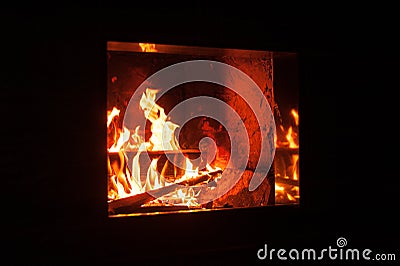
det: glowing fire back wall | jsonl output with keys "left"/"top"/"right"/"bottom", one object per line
{"left": 107, "top": 42, "right": 299, "bottom": 216}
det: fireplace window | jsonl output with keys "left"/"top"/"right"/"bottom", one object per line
{"left": 107, "top": 42, "right": 299, "bottom": 217}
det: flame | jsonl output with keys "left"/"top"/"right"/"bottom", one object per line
{"left": 144, "top": 158, "right": 164, "bottom": 191}
{"left": 107, "top": 89, "right": 222, "bottom": 206}
{"left": 286, "top": 126, "right": 298, "bottom": 149}
{"left": 139, "top": 88, "right": 180, "bottom": 151}
{"left": 184, "top": 158, "right": 199, "bottom": 178}
{"left": 292, "top": 154, "right": 299, "bottom": 180}
{"left": 107, "top": 106, "right": 143, "bottom": 200}
{"left": 108, "top": 126, "right": 130, "bottom": 152}
{"left": 108, "top": 150, "right": 142, "bottom": 201}
{"left": 275, "top": 183, "right": 285, "bottom": 192}
{"left": 107, "top": 107, "right": 120, "bottom": 127}
{"left": 291, "top": 109, "right": 299, "bottom": 126}
{"left": 139, "top": 43, "right": 158, "bottom": 52}
{"left": 275, "top": 183, "right": 297, "bottom": 203}
{"left": 285, "top": 108, "right": 299, "bottom": 148}
{"left": 206, "top": 163, "right": 220, "bottom": 172}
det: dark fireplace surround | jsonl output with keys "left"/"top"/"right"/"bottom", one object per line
{"left": 11, "top": 9, "right": 400, "bottom": 266}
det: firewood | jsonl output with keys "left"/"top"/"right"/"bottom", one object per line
{"left": 108, "top": 169, "right": 222, "bottom": 214}
{"left": 275, "top": 176, "right": 299, "bottom": 186}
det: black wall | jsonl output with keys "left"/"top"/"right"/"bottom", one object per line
{"left": 3, "top": 8, "right": 399, "bottom": 265}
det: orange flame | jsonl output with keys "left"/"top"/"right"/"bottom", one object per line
{"left": 275, "top": 108, "right": 300, "bottom": 204}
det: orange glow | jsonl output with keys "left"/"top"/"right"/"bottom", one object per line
{"left": 139, "top": 43, "right": 158, "bottom": 52}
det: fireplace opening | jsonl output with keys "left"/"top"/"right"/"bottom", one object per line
{"left": 107, "top": 42, "right": 299, "bottom": 216}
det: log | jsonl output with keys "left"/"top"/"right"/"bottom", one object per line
{"left": 108, "top": 169, "right": 222, "bottom": 214}
{"left": 275, "top": 147, "right": 299, "bottom": 154}
{"left": 124, "top": 149, "right": 201, "bottom": 159}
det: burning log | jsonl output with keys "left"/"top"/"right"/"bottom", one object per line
{"left": 144, "top": 149, "right": 201, "bottom": 160}
{"left": 108, "top": 169, "right": 222, "bottom": 214}
{"left": 275, "top": 147, "right": 299, "bottom": 154}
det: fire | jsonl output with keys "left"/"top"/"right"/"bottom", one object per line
{"left": 107, "top": 88, "right": 219, "bottom": 206}
{"left": 139, "top": 43, "right": 158, "bottom": 52}
{"left": 108, "top": 150, "right": 142, "bottom": 201}
{"left": 275, "top": 108, "right": 300, "bottom": 204}
{"left": 108, "top": 126, "right": 130, "bottom": 152}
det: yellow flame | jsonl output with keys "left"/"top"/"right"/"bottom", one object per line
{"left": 139, "top": 43, "right": 158, "bottom": 52}
{"left": 145, "top": 158, "right": 164, "bottom": 191}
{"left": 291, "top": 109, "right": 299, "bottom": 126}
{"left": 286, "top": 127, "right": 298, "bottom": 149}
{"left": 292, "top": 154, "right": 299, "bottom": 180}
{"left": 275, "top": 182, "right": 297, "bottom": 203}
{"left": 287, "top": 193, "right": 295, "bottom": 201}
{"left": 275, "top": 183, "right": 285, "bottom": 192}
{"left": 108, "top": 151, "right": 142, "bottom": 201}
{"left": 139, "top": 88, "right": 180, "bottom": 151}
{"left": 107, "top": 107, "right": 120, "bottom": 127}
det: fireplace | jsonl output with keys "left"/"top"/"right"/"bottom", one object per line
{"left": 12, "top": 7, "right": 388, "bottom": 265}
{"left": 106, "top": 41, "right": 299, "bottom": 217}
